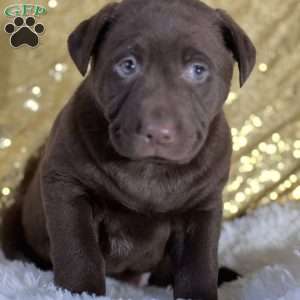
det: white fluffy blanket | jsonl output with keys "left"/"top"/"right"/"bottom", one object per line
{"left": 1, "top": 202, "right": 300, "bottom": 300}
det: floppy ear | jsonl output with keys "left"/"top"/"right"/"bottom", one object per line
{"left": 68, "top": 3, "right": 119, "bottom": 76}
{"left": 216, "top": 9, "right": 256, "bottom": 87}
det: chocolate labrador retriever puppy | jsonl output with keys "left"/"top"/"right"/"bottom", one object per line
{"left": 1, "top": 0, "right": 256, "bottom": 299}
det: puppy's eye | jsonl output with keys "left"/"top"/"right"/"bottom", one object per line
{"left": 115, "top": 56, "right": 139, "bottom": 78}
{"left": 183, "top": 63, "right": 209, "bottom": 83}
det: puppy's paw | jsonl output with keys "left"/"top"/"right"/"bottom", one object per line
{"left": 175, "top": 298, "right": 216, "bottom": 300}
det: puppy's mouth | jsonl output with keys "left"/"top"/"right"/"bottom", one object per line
{"left": 109, "top": 128, "right": 204, "bottom": 165}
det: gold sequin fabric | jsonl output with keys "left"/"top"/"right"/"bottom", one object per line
{"left": 0, "top": 0, "right": 299, "bottom": 219}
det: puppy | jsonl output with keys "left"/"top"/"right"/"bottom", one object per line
{"left": 1, "top": 0, "right": 256, "bottom": 299}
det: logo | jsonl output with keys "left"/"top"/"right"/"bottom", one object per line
{"left": 3, "top": 3, "right": 47, "bottom": 48}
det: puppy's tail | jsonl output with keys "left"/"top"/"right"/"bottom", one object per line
{"left": 0, "top": 145, "right": 44, "bottom": 262}
{"left": 218, "top": 266, "right": 241, "bottom": 286}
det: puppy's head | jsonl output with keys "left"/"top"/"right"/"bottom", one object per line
{"left": 68, "top": 0, "right": 256, "bottom": 164}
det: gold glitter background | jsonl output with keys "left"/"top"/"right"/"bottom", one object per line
{"left": 0, "top": 0, "right": 299, "bottom": 219}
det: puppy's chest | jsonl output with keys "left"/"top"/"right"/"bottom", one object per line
{"left": 97, "top": 209, "right": 171, "bottom": 273}
{"left": 103, "top": 164, "right": 203, "bottom": 213}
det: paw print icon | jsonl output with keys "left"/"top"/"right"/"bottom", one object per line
{"left": 4, "top": 16, "right": 45, "bottom": 48}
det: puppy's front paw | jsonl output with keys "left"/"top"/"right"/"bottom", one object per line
{"left": 174, "top": 289, "right": 218, "bottom": 300}
{"left": 174, "top": 282, "right": 218, "bottom": 300}
{"left": 176, "top": 298, "right": 216, "bottom": 300}
{"left": 54, "top": 271, "right": 106, "bottom": 296}
{"left": 176, "top": 298, "right": 217, "bottom": 300}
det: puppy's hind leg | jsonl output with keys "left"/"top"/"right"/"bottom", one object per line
{"left": 0, "top": 145, "right": 47, "bottom": 265}
{"left": 148, "top": 255, "right": 173, "bottom": 287}
{"left": 148, "top": 257, "right": 240, "bottom": 288}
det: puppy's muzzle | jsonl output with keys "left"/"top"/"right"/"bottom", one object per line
{"left": 136, "top": 119, "right": 178, "bottom": 146}
{"left": 110, "top": 115, "right": 202, "bottom": 164}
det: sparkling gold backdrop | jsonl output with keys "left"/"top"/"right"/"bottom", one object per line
{"left": 0, "top": 0, "right": 299, "bottom": 220}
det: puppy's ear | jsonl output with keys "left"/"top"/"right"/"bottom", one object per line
{"left": 216, "top": 9, "right": 256, "bottom": 87}
{"left": 68, "top": 3, "right": 119, "bottom": 76}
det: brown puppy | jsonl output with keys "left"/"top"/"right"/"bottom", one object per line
{"left": 1, "top": 0, "right": 256, "bottom": 299}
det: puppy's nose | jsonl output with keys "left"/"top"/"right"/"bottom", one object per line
{"left": 138, "top": 122, "right": 177, "bottom": 145}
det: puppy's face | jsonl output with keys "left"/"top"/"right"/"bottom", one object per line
{"left": 68, "top": 0, "right": 256, "bottom": 164}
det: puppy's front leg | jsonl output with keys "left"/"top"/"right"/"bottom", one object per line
{"left": 173, "top": 199, "right": 222, "bottom": 300}
{"left": 41, "top": 177, "right": 105, "bottom": 295}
